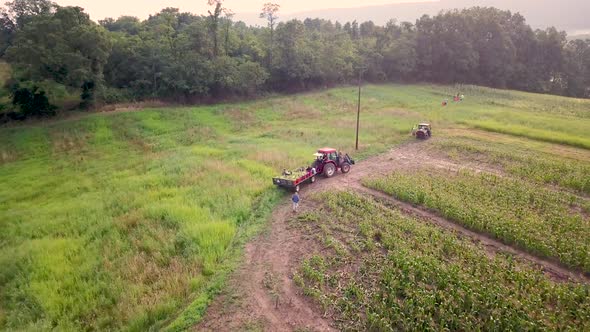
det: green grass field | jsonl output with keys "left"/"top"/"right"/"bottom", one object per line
{"left": 430, "top": 131, "right": 590, "bottom": 194}
{"left": 1, "top": 84, "right": 589, "bottom": 330}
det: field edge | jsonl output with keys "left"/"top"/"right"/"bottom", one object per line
{"left": 162, "top": 189, "right": 283, "bottom": 331}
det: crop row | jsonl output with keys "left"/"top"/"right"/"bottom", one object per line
{"left": 364, "top": 169, "right": 590, "bottom": 272}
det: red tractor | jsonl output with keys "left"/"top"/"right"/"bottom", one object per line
{"left": 272, "top": 148, "right": 355, "bottom": 192}
{"left": 312, "top": 148, "right": 355, "bottom": 178}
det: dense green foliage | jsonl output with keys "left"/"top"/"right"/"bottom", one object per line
{"left": 295, "top": 192, "right": 590, "bottom": 331}
{"left": 0, "top": 1, "right": 111, "bottom": 114}
{"left": 1, "top": 0, "right": 590, "bottom": 120}
{"left": 11, "top": 85, "right": 56, "bottom": 117}
{"left": 365, "top": 169, "right": 590, "bottom": 272}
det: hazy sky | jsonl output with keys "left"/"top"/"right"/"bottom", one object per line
{"left": 53, "top": 0, "right": 435, "bottom": 20}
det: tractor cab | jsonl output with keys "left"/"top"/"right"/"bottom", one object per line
{"left": 312, "top": 148, "right": 354, "bottom": 178}
{"left": 317, "top": 148, "right": 338, "bottom": 161}
{"left": 418, "top": 123, "right": 431, "bottom": 131}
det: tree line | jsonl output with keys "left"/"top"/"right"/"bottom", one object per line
{"left": 0, "top": 0, "right": 589, "bottom": 120}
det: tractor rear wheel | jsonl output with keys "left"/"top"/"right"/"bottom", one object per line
{"left": 341, "top": 163, "right": 351, "bottom": 174}
{"left": 324, "top": 163, "right": 336, "bottom": 178}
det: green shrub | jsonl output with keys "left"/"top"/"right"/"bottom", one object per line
{"left": 11, "top": 85, "right": 57, "bottom": 118}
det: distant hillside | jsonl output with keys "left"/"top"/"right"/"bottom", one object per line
{"left": 236, "top": 0, "right": 590, "bottom": 34}
{"left": 569, "top": 34, "right": 590, "bottom": 41}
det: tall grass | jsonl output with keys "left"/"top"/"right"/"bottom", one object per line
{"left": 353, "top": 83, "right": 590, "bottom": 150}
{"left": 466, "top": 120, "right": 590, "bottom": 149}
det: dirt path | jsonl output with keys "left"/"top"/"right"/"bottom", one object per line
{"left": 196, "top": 201, "right": 335, "bottom": 332}
{"left": 197, "top": 139, "right": 589, "bottom": 331}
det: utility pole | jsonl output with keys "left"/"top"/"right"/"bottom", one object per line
{"left": 355, "top": 65, "right": 362, "bottom": 151}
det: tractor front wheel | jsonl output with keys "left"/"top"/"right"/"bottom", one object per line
{"left": 341, "top": 163, "right": 351, "bottom": 174}
{"left": 324, "top": 163, "right": 336, "bottom": 178}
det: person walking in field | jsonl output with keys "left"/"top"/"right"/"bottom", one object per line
{"left": 292, "top": 191, "right": 300, "bottom": 213}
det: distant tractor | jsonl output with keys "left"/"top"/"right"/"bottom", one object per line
{"left": 272, "top": 148, "right": 355, "bottom": 192}
{"left": 412, "top": 123, "right": 432, "bottom": 140}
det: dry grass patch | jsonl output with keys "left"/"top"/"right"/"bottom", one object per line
{"left": 285, "top": 100, "right": 322, "bottom": 119}
{"left": 50, "top": 130, "right": 88, "bottom": 155}
{"left": 224, "top": 108, "right": 259, "bottom": 130}
{"left": 0, "top": 149, "right": 18, "bottom": 164}
{"left": 98, "top": 101, "right": 170, "bottom": 114}
{"left": 115, "top": 254, "right": 202, "bottom": 324}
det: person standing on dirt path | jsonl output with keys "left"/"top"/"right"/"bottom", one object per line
{"left": 292, "top": 191, "right": 300, "bottom": 213}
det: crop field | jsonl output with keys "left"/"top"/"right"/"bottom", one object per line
{"left": 363, "top": 125, "right": 590, "bottom": 274}
{"left": 1, "top": 84, "right": 589, "bottom": 330}
{"left": 294, "top": 192, "right": 590, "bottom": 331}
{"left": 365, "top": 169, "right": 590, "bottom": 272}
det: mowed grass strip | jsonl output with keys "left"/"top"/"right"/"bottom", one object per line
{"left": 357, "top": 84, "right": 590, "bottom": 150}
{"left": 294, "top": 192, "right": 590, "bottom": 331}
{"left": 431, "top": 133, "right": 590, "bottom": 194}
{"left": 364, "top": 169, "right": 590, "bottom": 272}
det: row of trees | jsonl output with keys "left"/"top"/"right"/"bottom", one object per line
{"left": 1, "top": 0, "right": 589, "bottom": 119}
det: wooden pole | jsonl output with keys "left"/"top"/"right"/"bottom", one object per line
{"left": 356, "top": 66, "right": 362, "bottom": 150}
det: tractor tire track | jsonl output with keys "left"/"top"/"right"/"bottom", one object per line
{"left": 196, "top": 202, "right": 336, "bottom": 332}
